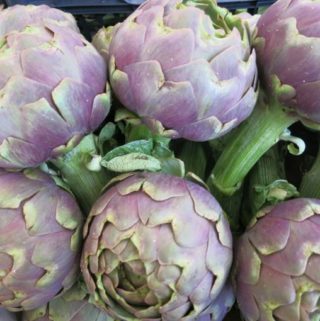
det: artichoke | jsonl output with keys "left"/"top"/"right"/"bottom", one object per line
{"left": 0, "top": 169, "right": 83, "bottom": 311}
{"left": 0, "top": 4, "right": 79, "bottom": 33}
{"left": 0, "top": 5, "right": 110, "bottom": 169}
{"left": 196, "top": 282, "right": 235, "bottom": 321}
{"left": 208, "top": 0, "right": 320, "bottom": 195}
{"left": 234, "top": 198, "right": 320, "bottom": 321}
{"left": 0, "top": 308, "right": 19, "bottom": 321}
{"left": 255, "top": 0, "right": 320, "bottom": 125}
{"left": 81, "top": 172, "right": 233, "bottom": 321}
{"left": 104, "top": 0, "right": 257, "bottom": 141}
{"left": 23, "top": 283, "right": 114, "bottom": 321}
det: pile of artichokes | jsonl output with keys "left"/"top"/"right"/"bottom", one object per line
{"left": 0, "top": 0, "right": 320, "bottom": 320}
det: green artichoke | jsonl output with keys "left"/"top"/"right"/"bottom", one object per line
{"left": 0, "top": 5, "right": 110, "bottom": 169}
{"left": 0, "top": 169, "right": 83, "bottom": 311}
{"left": 98, "top": 0, "right": 257, "bottom": 142}
{"left": 81, "top": 172, "right": 233, "bottom": 321}
{"left": 234, "top": 198, "right": 320, "bottom": 320}
{"left": 23, "top": 283, "right": 115, "bottom": 321}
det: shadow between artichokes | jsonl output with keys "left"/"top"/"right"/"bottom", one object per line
{"left": 0, "top": 308, "right": 19, "bottom": 321}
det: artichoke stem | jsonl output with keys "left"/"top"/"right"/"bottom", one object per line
{"left": 300, "top": 140, "right": 320, "bottom": 198}
{"left": 50, "top": 134, "right": 111, "bottom": 215}
{"left": 208, "top": 95, "right": 297, "bottom": 196}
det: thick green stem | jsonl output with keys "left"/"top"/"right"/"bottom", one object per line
{"left": 50, "top": 135, "right": 111, "bottom": 215}
{"left": 207, "top": 134, "right": 245, "bottom": 234}
{"left": 300, "top": 142, "right": 320, "bottom": 198}
{"left": 209, "top": 97, "right": 297, "bottom": 195}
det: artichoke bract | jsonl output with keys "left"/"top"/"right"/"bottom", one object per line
{"left": 196, "top": 282, "right": 235, "bottom": 321}
{"left": 0, "top": 169, "right": 83, "bottom": 311}
{"left": 0, "top": 5, "right": 110, "bottom": 169}
{"left": 81, "top": 172, "right": 233, "bottom": 321}
{"left": 23, "top": 283, "right": 114, "bottom": 321}
{"left": 0, "top": 308, "right": 19, "bottom": 321}
{"left": 106, "top": 0, "right": 257, "bottom": 141}
{"left": 255, "top": 0, "right": 320, "bottom": 124}
{"left": 235, "top": 12, "right": 260, "bottom": 35}
{"left": 0, "top": 5, "right": 79, "bottom": 33}
{"left": 92, "top": 25, "right": 119, "bottom": 63}
{"left": 234, "top": 198, "right": 320, "bottom": 321}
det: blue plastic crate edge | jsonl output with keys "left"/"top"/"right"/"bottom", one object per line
{"left": 4, "top": 0, "right": 137, "bottom": 13}
{"left": 5, "top": 0, "right": 131, "bottom": 7}
{"left": 4, "top": 0, "right": 275, "bottom": 12}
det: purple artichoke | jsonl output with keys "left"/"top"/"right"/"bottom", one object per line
{"left": 208, "top": 0, "right": 318, "bottom": 196}
{"left": 0, "top": 5, "right": 79, "bottom": 33}
{"left": 22, "top": 283, "right": 114, "bottom": 321}
{"left": 196, "top": 282, "right": 235, "bottom": 321}
{"left": 104, "top": 0, "right": 257, "bottom": 141}
{"left": 0, "top": 169, "right": 83, "bottom": 311}
{"left": 255, "top": 0, "right": 320, "bottom": 125}
{"left": 0, "top": 308, "right": 19, "bottom": 321}
{"left": 81, "top": 172, "right": 233, "bottom": 321}
{"left": 0, "top": 5, "right": 110, "bottom": 169}
{"left": 234, "top": 198, "right": 320, "bottom": 321}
